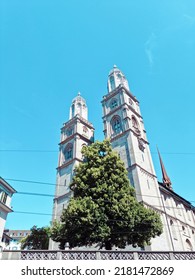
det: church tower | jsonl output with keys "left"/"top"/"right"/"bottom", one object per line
{"left": 51, "top": 93, "right": 94, "bottom": 237}
{"left": 102, "top": 66, "right": 172, "bottom": 250}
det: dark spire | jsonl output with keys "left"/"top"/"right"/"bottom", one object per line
{"left": 157, "top": 148, "right": 172, "bottom": 190}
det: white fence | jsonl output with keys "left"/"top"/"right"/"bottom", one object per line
{"left": 1, "top": 250, "right": 195, "bottom": 260}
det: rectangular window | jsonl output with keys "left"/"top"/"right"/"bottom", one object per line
{"left": 0, "top": 191, "right": 8, "bottom": 204}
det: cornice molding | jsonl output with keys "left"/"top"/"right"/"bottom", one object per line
{"left": 128, "top": 163, "right": 157, "bottom": 179}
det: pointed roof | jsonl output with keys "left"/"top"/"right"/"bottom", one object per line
{"left": 157, "top": 148, "right": 172, "bottom": 190}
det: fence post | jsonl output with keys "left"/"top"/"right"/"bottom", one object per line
{"left": 57, "top": 252, "right": 62, "bottom": 260}
{"left": 96, "top": 251, "right": 101, "bottom": 260}
{"left": 133, "top": 252, "right": 139, "bottom": 260}
{"left": 169, "top": 252, "right": 174, "bottom": 260}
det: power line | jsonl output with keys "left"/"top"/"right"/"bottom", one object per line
{"left": 11, "top": 210, "right": 195, "bottom": 230}
{"left": 0, "top": 149, "right": 57, "bottom": 153}
{"left": 5, "top": 178, "right": 56, "bottom": 186}
{"left": 17, "top": 192, "right": 55, "bottom": 197}
{"left": 4, "top": 177, "right": 195, "bottom": 204}
{"left": 1, "top": 149, "right": 195, "bottom": 155}
{"left": 14, "top": 211, "right": 51, "bottom": 216}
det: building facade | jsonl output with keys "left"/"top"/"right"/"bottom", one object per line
{"left": 0, "top": 177, "right": 16, "bottom": 249}
{"left": 51, "top": 66, "right": 195, "bottom": 251}
{"left": 50, "top": 93, "right": 94, "bottom": 249}
{"left": 1, "top": 229, "right": 31, "bottom": 250}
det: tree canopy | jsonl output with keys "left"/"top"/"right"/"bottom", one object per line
{"left": 20, "top": 226, "right": 50, "bottom": 250}
{"left": 51, "top": 139, "right": 163, "bottom": 250}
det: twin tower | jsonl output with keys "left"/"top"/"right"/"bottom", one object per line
{"left": 50, "top": 66, "right": 183, "bottom": 251}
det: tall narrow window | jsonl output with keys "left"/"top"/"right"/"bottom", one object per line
{"left": 66, "top": 127, "right": 73, "bottom": 137}
{"left": 110, "top": 76, "right": 115, "bottom": 91}
{"left": 77, "top": 102, "right": 82, "bottom": 115}
{"left": 0, "top": 191, "right": 8, "bottom": 204}
{"left": 110, "top": 98, "right": 118, "bottom": 109}
{"left": 170, "top": 220, "right": 177, "bottom": 240}
{"left": 132, "top": 116, "right": 139, "bottom": 128}
{"left": 111, "top": 115, "right": 122, "bottom": 134}
{"left": 64, "top": 143, "right": 73, "bottom": 160}
{"left": 71, "top": 104, "right": 75, "bottom": 118}
{"left": 132, "top": 116, "right": 141, "bottom": 135}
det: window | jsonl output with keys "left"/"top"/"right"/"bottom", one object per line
{"left": 110, "top": 99, "right": 118, "bottom": 109}
{"left": 66, "top": 127, "right": 73, "bottom": 137}
{"left": 170, "top": 220, "right": 177, "bottom": 240}
{"left": 83, "top": 126, "right": 88, "bottom": 135}
{"left": 132, "top": 116, "right": 141, "bottom": 135}
{"left": 111, "top": 116, "right": 122, "bottom": 134}
{"left": 176, "top": 201, "right": 182, "bottom": 216}
{"left": 110, "top": 76, "right": 115, "bottom": 91}
{"left": 71, "top": 104, "right": 75, "bottom": 117}
{"left": 132, "top": 116, "right": 139, "bottom": 129}
{"left": 64, "top": 143, "right": 73, "bottom": 160}
{"left": 77, "top": 102, "right": 82, "bottom": 115}
{"left": 164, "top": 194, "right": 170, "bottom": 209}
{"left": 186, "top": 239, "right": 193, "bottom": 251}
{"left": 182, "top": 225, "right": 188, "bottom": 235}
{"left": 0, "top": 191, "right": 8, "bottom": 204}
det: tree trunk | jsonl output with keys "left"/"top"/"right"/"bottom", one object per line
{"left": 105, "top": 240, "right": 112, "bottom": 250}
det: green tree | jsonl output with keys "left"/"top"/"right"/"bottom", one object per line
{"left": 51, "top": 139, "right": 163, "bottom": 250}
{"left": 20, "top": 226, "right": 50, "bottom": 250}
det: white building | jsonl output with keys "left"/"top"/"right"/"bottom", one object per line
{"left": 0, "top": 177, "right": 16, "bottom": 249}
{"left": 1, "top": 229, "right": 31, "bottom": 250}
{"left": 50, "top": 93, "right": 94, "bottom": 249}
{"left": 51, "top": 66, "right": 195, "bottom": 251}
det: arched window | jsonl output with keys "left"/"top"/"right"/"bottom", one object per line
{"left": 132, "top": 116, "right": 139, "bottom": 129}
{"left": 64, "top": 143, "right": 73, "bottom": 161}
{"left": 77, "top": 102, "right": 82, "bottom": 115}
{"left": 110, "top": 98, "right": 118, "bottom": 109}
{"left": 186, "top": 239, "right": 193, "bottom": 251}
{"left": 66, "top": 127, "right": 73, "bottom": 137}
{"left": 132, "top": 116, "right": 140, "bottom": 134}
{"left": 111, "top": 115, "right": 122, "bottom": 134}
{"left": 110, "top": 76, "right": 115, "bottom": 91}
{"left": 129, "top": 98, "right": 133, "bottom": 105}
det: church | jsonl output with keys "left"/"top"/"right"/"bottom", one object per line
{"left": 50, "top": 65, "right": 195, "bottom": 251}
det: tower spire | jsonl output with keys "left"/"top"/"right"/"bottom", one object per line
{"left": 157, "top": 148, "right": 172, "bottom": 190}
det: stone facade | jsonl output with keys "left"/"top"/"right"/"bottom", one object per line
{"left": 50, "top": 66, "right": 195, "bottom": 251}
{"left": 50, "top": 93, "right": 94, "bottom": 249}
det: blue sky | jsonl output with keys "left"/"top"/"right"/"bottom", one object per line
{"left": 1, "top": 0, "right": 195, "bottom": 230}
